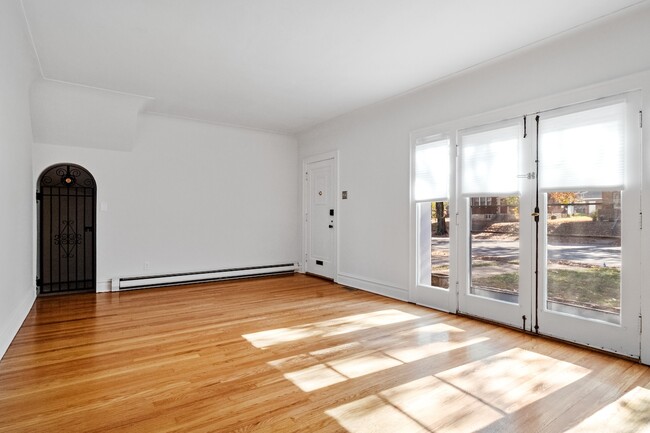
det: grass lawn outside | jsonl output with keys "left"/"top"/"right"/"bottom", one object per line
{"left": 473, "top": 265, "right": 620, "bottom": 313}
{"left": 432, "top": 214, "right": 621, "bottom": 314}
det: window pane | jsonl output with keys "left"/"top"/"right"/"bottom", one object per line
{"left": 470, "top": 196, "right": 520, "bottom": 304}
{"left": 414, "top": 139, "right": 450, "bottom": 202}
{"left": 460, "top": 123, "right": 520, "bottom": 196}
{"left": 539, "top": 102, "right": 626, "bottom": 191}
{"left": 545, "top": 191, "right": 621, "bottom": 324}
{"left": 418, "top": 202, "right": 450, "bottom": 289}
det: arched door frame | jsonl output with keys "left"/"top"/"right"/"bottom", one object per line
{"left": 36, "top": 163, "right": 97, "bottom": 295}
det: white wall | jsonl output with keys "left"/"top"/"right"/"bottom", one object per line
{"left": 33, "top": 113, "right": 299, "bottom": 290}
{"left": 31, "top": 80, "right": 152, "bottom": 151}
{"left": 0, "top": 0, "right": 39, "bottom": 358}
{"left": 298, "top": 3, "right": 650, "bottom": 299}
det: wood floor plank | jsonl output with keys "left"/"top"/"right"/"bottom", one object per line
{"left": 1, "top": 274, "right": 649, "bottom": 432}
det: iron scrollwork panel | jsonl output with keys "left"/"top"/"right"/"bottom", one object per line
{"left": 40, "top": 165, "right": 96, "bottom": 189}
{"left": 54, "top": 220, "right": 83, "bottom": 259}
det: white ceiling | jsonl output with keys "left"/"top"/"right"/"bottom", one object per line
{"left": 22, "top": 0, "right": 646, "bottom": 134}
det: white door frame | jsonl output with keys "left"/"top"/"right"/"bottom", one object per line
{"left": 408, "top": 130, "right": 458, "bottom": 312}
{"left": 641, "top": 83, "right": 650, "bottom": 364}
{"left": 302, "top": 151, "right": 339, "bottom": 281}
{"left": 410, "top": 72, "right": 650, "bottom": 361}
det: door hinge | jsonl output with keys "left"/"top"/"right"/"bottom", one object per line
{"left": 305, "top": 172, "right": 309, "bottom": 181}
{"left": 305, "top": 212, "right": 309, "bottom": 222}
{"left": 640, "top": 110, "right": 643, "bottom": 128}
{"left": 640, "top": 212, "right": 643, "bottom": 230}
{"left": 36, "top": 192, "right": 42, "bottom": 201}
{"left": 640, "top": 313, "right": 643, "bottom": 334}
{"left": 523, "top": 115, "right": 527, "bottom": 138}
{"left": 455, "top": 212, "right": 459, "bottom": 226}
{"left": 36, "top": 277, "right": 41, "bottom": 288}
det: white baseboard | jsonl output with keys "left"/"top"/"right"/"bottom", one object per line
{"left": 96, "top": 281, "right": 111, "bottom": 293}
{"left": 0, "top": 288, "right": 36, "bottom": 361}
{"left": 337, "top": 273, "right": 408, "bottom": 302}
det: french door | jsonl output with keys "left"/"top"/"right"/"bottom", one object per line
{"left": 534, "top": 95, "right": 642, "bottom": 356}
{"left": 414, "top": 92, "right": 642, "bottom": 357}
{"left": 455, "top": 118, "right": 536, "bottom": 329}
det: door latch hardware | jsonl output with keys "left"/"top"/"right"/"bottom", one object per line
{"left": 517, "top": 172, "right": 536, "bottom": 179}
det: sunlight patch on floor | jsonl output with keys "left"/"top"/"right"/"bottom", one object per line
{"left": 385, "top": 336, "right": 489, "bottom": 363}
{"left": 279, "top": 351, "right": 403, "bottom": 392}
{"left": 385, "top": 323, "right": 489, "bottom": 362}
{"left": 270, "top": 342, "right": 366, "bottom": 392}
{"left": 284, "top": 364, "right": 348, "bottom": 392}
{"left": 328, "top": 352, "right": 403, "bottom": 379}
{"left": 269, "top": 324, "right": 490, "bottom": 393}
{"left": 436, "top": 348, "right": 590, "bottom": 414}
{"left": 326, "top": 395, "right": 429, "bottom": 433}
{"left": 326, "top": 347, "right": 591, "bottom": 432}
{"left": 243, "top": 309, "right": 420, "bottom": 348}
{"left": 567, "top": 386, "right": 650, "bottom": 433}
{"left": 269, "top": 342, "right": 363, "bottom": 370}
{"left": 381, "top": 376, "right": 503, "bottom": 432}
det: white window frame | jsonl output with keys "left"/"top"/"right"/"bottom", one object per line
{"left": 409, "top": 132, "right": 457, "bottom": 312}
{"left": 410, "top": 71, "right": 650, "bottom": 362}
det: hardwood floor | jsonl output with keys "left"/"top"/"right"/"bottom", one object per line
{"left": 1, "top": 274, "right": 649, "bottom": 432}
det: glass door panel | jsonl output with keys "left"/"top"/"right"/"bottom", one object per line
{"left": 457, "top": 118, "right": 534, "bottom": 329}
{"left": 470, "top": 196, "right": 520, "bottom": 304}
{"left": 536, "top": 93, "right": 641, "bottom": 357}
{"left": 545, "top": 191, "right": 621, "bottom": 324}
{"left": 538, "top": 189, "right": 639, "bottom": 356}
{"left": 429, "top": 201, "right": 450, "bottom": 289}
{"left": 415, "top": 201, "right": 453, "bottom": 310}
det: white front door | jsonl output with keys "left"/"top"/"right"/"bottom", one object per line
{"left": 304, "top": 155, "right": 336, "bottom": 279}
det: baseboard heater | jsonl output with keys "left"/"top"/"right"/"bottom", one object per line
{"left": 113, "top": 263, "right": 297, "bottom": 291}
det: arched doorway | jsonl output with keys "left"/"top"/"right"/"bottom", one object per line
{"left": 37, "top": 163, "right": 96, "bottom": 295}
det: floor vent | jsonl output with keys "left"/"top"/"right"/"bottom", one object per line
{"left": 113, "top": 263, "right": 297, "bottom": 291}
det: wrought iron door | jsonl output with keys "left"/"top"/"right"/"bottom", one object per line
{"left": 37, "top": 164, "right": 96, "bottom": 294}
